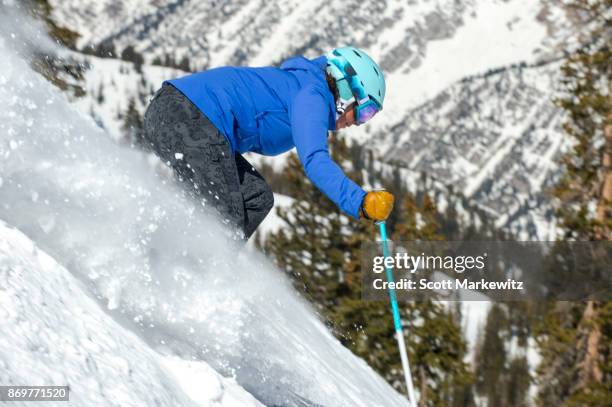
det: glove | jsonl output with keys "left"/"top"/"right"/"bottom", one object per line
{"left": 360, "top": 190, "right": 394, "bottom": 221}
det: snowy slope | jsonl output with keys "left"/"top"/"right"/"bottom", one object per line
{"left": 48, "top": 0, "right": 570, "bottom": 71}
{"left": 47, "top": 0, "right": 573, "bottom": 126}
{"left": 69, "top": 53, "right": 183, "bottom": 141}
{"left": 0, "top": 222, "right": 262, "bottom": 407}
{"left": 0, "top": 9, "right": 408, "bottom": 407}
{"left": 375, "top": 60, "right": 567, "bottom": 239}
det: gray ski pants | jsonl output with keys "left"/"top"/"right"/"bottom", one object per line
{"left": 143, "top": 84, "right": 274, "bottom": 239}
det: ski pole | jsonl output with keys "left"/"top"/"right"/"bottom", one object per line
{"left": 377, "top": 221, "right": 417, "bottom": 407}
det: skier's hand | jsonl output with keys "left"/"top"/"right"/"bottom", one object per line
{"left": 360, "top": 190, "right": 394, "bottom": 221}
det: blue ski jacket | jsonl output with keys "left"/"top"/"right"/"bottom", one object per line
{"left": 165, "top": 56, "right": 366, "bottom": 219}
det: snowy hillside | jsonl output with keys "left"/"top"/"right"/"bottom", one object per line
{"left": 69, "top": 53, "right": 183, "bottom": 141}
{"left": 0, "top": 9, "right": 409, "bottom": 406}
{"left": 45, "top": 0, "right": 581, "bottom": 239}
{"left": 0, "top": 222, "right": 262, "bottom": 406}
{"left": 376, "top": 60, "right": 566, "bottom": 239}
{"left": 48, "top": 0, "right": 571, "bottom": 71}
{"left": 46, "top": 0, "right": 574, "bottom": 126}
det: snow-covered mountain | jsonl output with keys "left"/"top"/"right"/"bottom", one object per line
{"left": 45, "top": 0, "right": 581, "bottom": 239}
{"left": 376, "top": 60, "right": 566, "bottom": 239}
{"left": 48, "top": 0, "right": 572, "bottom": 71}
{"left": 0, "top": 8, "right": 409, "bottom": 406}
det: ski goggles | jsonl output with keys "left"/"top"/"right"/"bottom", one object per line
{"left": 345, "top": 70, "right": 381, "bottom": 124}
{"left": 353, "top": 95, "right": 381, "bottom": 125}
{"left": 328, "top": 52, "right": 382, "bottom": 124}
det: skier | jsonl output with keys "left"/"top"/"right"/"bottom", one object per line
{"left": 143, "top": 46, "right": 394, "bottom": 239}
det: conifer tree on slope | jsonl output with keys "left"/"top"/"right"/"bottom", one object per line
{"left": 474, "top": 304, "right": 531, "bottom": 407}
{"left": 122, "top": 97, "right": 144, "bottom": 148}
{"left": 264, "top": 135, "right": 472, "bottom": 405}
{"left": 393, "top": 194, "right": 474, "bottom": 407}
{"left": 537, "top": 1, "right": 611, "bottom": 405}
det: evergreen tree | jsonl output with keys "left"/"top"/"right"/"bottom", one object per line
{"left": 178, "top": 55, "right": 191, "bottom": 72}
{"left": 251, "top": 159, "right": 292, "bottom": 196}
{"left": 97, "top": 82, "right": 105, "bottom": 104}
{"left": 121, "top": 97, "right": 144, "bottom": 148}
{"left": 264, "top": 135, "right": 372, "bottom": 312}
{"left": 264, "top": 134, "right": 473, "bottom": 404}
{"left": 506, "top": 356, "right": 531, "bottom": 407}
{"left": 393, "top": 192, "right": 442, "bottom": 242}
{"left": 475, "top": 305, "right": 508, "bottom": 403}
{"left": 407, "top": 301, "right": 473, "bottom": 407}
{"left": 121, "top": 45, "right": 144, "bottom": 73}
{"left": 473, "top": 304, "right": 533, "bottom": 407}
{"left": 92, "top": 42, "right": 116, "bottom": 58}
{"left": 537, "top": 2, "right": 611, "bottom": 406}
{"left": 552, "top": 0, "right": 611, "bottom": 240}
{"left": 164, "top": 54, "right": 179, "bottom": 70}
{"left": 440, "top": 188, "right": 462, "bottom": 240}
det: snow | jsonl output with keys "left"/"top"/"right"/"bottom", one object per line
{"left": 462, "top": 123, "right": 523, "bottom": 198}
{"left": 67, "top": 53, "right": 182, "bottom": 141}
{"left": 460, "top": 301, "right": 492, "bottom": 360}
{"left": 50, "top": 0, "right": 161, "bottom": 49}
{"left": 0, "top": 8, "right": 408, "bottom": 406}
{"left": 207, "top": 1, "right": 264, "bottom": 67}
{"left": 161, "top": 356, "right": 262, "bottom": 406}
{"left": 393, "top": 0, "right": 546, "bottom": 108}
{"left": 431, "top": 273, "right": 492, "bottom": 360}
{"left": 354, "top": 0, "right": 550, "bottom": 143}
{"left": 249, "top": 0, "right": 324, "bottom": 67}
{"left": 0, "top": 221, "right": 261, "bottom": 406}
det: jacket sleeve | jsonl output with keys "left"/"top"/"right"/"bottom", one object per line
{"left": 290, "top": 85, "right": 367, "bottom": 219}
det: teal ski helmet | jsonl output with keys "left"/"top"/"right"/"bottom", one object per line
{"left": 326, "top": 46, "right": 386, "bottom": 124}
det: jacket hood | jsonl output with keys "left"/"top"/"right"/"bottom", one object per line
{"left": 280, "top": 55, "right": 336, "bottom": 131}
{"left": 280, "top": 56, "right": 327, "bottom": 75}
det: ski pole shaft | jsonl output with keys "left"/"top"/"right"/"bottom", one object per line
{"left": 377, "top": 221, "right": 417, "bottom": 407}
